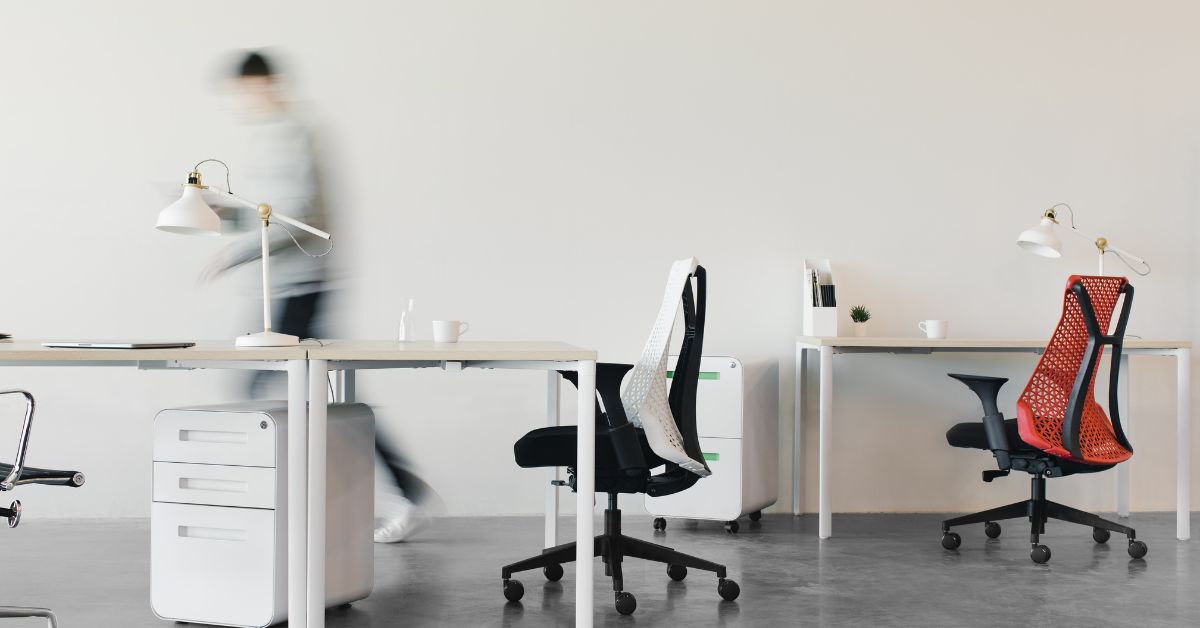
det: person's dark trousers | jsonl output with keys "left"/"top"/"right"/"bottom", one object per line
{"left": 248, "top": 290, "right": 431, "bottom": 507}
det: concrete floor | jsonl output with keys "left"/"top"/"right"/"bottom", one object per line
{"left": 2, "top": 512, "right": 1197, "bottom": 627}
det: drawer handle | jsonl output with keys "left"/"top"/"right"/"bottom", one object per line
{"left": 179, "top": 477, "right": 250, "bottom": 494}
{"left": 178, "top": 429, "right": 249, "bottom": 444}
{"left": 177, "top": 525, "right": 247, "bottom": 542}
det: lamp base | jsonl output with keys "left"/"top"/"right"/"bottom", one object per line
{"left": 235, "top": 331, "right": 300, "bottom": 347}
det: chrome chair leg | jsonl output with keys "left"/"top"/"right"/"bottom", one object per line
{"left": 0, "top": 606, "right": 58, "bottom": 627}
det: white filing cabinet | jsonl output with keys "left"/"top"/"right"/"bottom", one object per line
{"left": 151, "top": 401, "right": 374, "bottom": 628}
{"left": 645, "top": 356, "right": 778, "bottom": 531}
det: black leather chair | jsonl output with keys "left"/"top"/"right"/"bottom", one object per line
{"left": 940, "top": 275, "right": 1147, "bottom": 564}
{"left": 0, "top": 390, "right": 86, "bottom": 627}
{"left": 499, "top": 264, "right": 740, "bottom": 616}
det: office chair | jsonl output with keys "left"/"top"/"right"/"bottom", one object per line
{"left": 0, "top": 390, "right": 86, "bottom": 627}
{"left": 941, "top": 275, "right": 1147, "bottom": 564}
{"left": 500, "top": 258, "right": 739, "bottom": 616}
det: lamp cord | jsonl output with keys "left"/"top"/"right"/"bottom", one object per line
{"left": 1106, "top": 249, "right": 1152, "bottom": 277}
{"left": 192, "top": 159, "right": 234, "bottom": 194}
{"left": 275, "top": 221, "right": 334, "bottom": 258}
{"left": 1050, "top": 202, "right": 1076, "bottom": 228}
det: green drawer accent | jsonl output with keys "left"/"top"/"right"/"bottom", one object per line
{"left": 666, "top": 371, "right": 720, "bottom": 380}
{"left": 702, "top": 452, "right": 720, "bottom": 462}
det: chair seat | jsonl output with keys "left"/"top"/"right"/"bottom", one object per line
{"left": 945, "top": 419, "right": 1111, "bottom": 476}
{"left": 514, "top": 426, "right": 665, "bottom": 471}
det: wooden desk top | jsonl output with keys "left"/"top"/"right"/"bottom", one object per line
{"left": 0, "top": 340, "right": 308, "bottom": 362}
{"left": 307, "top": 340, "right": 596, "bottom": 362}
{"left": 797, "top": 336, "right": 1190, "bottom": 350}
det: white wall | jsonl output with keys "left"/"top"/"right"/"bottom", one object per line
{"left": 0, "top": 1, "right": 1197, "bottom": 518}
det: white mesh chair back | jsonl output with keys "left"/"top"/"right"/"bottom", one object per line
{"left": 620, "top": 257, "right": 710, "bottom": 477}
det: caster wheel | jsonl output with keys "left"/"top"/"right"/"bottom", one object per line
{"left": 667, "top": 564, "right": 687, "bottom": 581}
{"left": 503, "top": 579, "right": 524, "bottom": 602}
{"left": 1093, "top": 527, "right": 1111, "bottom": 544}
{"left": 1030, "top": 544, "right": 1051, "bottom": 564}
{"left": 940, "top": 531, "right": 961, "bottom": 550}
{"left": 984, "top": 521, "right": 1001, "bottom": 539}
{"left": 725, "top": 520, "right": 740, "bottom": 534}
{"left": 614, "top": 591, "right": 637, "bottom": 615}
{"left": 544, "top": 563, "right": 564, "bottom": 582}
{"left": 718, "top": 578, "right": 740, "bottom": 601}
{"left": 1128, "top": 539, "right": 1148, "bottom": 559}
{"left": 749, "top": 510, "right": 762, "bottom": 522}
{"left": 653, "top": 517, "right": 667, "bottom": 531}
{"left": 6, "top": 500, "right": 20, "bottom": 529}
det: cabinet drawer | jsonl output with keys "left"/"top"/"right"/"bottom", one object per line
{"left": 154, "top": 462, "right": 276, "bottom": 509}
{"left": 151, "top": 502, "right": 278, "bottom": 627}
{"left": 154, "top": 408, "right": 278, "bottom": 467}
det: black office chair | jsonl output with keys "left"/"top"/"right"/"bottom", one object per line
{"left": 0, "top": 390, "right": 86, "bottom": 627}
{"left": 940, "top": 275, "right": 1147, "bottom": 564}
{"left": 500, "top": 261, "right": 739, "bottom": 616}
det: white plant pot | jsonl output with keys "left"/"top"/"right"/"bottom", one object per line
{"left": 852, "top": 322, "right": 869, "bottom": 337}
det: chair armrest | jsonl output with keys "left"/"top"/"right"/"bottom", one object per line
{"left": 948, "top": 374, "right": 1012, "bottom": 469}
{"left": 557, "top": 364, "right": 646, "bottom": 476}
{"left": 0, "top": 391, "right": 35, "bottom": 491}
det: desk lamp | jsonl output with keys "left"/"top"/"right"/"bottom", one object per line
{"left": 157, "top": 159, "right": 332, "bottom": 347}
{"left": 1016, "top": 203, "right": 1150, "bottom": 276}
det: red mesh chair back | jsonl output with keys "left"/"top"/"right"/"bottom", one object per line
{"left": 1016, "top": 275, "right": 1134, "bottom": 465}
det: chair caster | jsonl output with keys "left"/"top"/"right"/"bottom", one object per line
{"left": 543, "top": 563, "right": 564, "bottom": 582}
{"left": 5, "top": 500, "right": 20, "bottom": 528}
{"left": 984, "top": 521, "right": 1001, "bottom": 539}
{"left": 749, "top": 510, "right": 762, "bottom": 522}
{"left": 667, "top": 564, "right": 687, "bottom": 581}
{"left": 724, "top": 520, "right": 739, "bottom": 534}
{"left": 940, "top": 531, "right": 961, "bottom": 550}
{"left": 718, "top": 578, "right": 740, "bottom": 601}
{"left": 653, "top": 517, "right": 667, "bottom": 531}
{"left": 614, "top": 591, "right": 637, "bottom": 615}
{"left": 1093, "top": 527, "right": 1111, "bottom": 544}
{"left": 1030, "top": 544, "right": 1051, "bottom": 564}
{"left": 503, "top": 578, "right": 524, "bottom": 602}
{"left": 1128, "top": 539, "right": 1148, "bottom": 559}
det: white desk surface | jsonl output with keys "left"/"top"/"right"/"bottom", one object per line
{"left": 0, "top": 340, "right": 308, "bottom": 361}
{"left": 797, "top": 336, "right": 1191, "bottom": 350}
{"left": 308, "top": 340, "right": 596, "bottom": 362}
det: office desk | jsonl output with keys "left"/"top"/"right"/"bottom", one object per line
{"left": 0, "top": 340, "right": 598, "bottom": 628}
{"left": 306, "top": 341, "right": 597, "bottom": 628}
{"left": 793, "top": 336, "right": 1192, "bottom": 540}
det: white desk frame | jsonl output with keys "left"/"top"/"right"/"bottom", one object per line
{"left": 0, "top": 340, "right": 598, "bottom": 628}
{"left": 792, "top": 337, "right": 1192, "bottom": 541}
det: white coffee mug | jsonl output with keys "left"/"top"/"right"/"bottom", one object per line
{"left": 919, "top": 319, "right": 949, "bottom": 339}
{"left": 432, "top": 320, "right": 470, "bottom": 343}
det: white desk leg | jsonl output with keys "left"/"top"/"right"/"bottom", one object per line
{"left": 308, "top": 359, "right": 329, "bottom": 627}
{"left": 793, "top": 343, "right": 807, "bottom": 516}
{"left": 818, "top": 346, "right": 832, "bottom": 539}
{"left": 575, "top": 360, "right": 596, "bottom": 628}
{"left": 287, "top": 360, "right": 309, "bottom": 628}
{"left": 546, "top": 370, "right": 561, "bottom": 548}
{"left": 1178, "top": 348, "right": 1191, "bottom": 541}
{"left": 1116, "top": 354, "right": 1131, "bottom": 518}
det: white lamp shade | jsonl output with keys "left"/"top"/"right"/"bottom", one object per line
{"left": 1016, "top": 216, "right": 1062, "bottom": 258}
{"left": 157, "top": 186, "right": 221, "bottom": 235}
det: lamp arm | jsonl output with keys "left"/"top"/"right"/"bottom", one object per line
{"left": 272, "top": 212, "right": 331, "bottom": 241}
{"left": 205, "top": 185, "right": 261, "bottom": 212}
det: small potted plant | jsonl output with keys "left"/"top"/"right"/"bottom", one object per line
{"left": 850, "top": 305, "right": 871, "bottom": 337}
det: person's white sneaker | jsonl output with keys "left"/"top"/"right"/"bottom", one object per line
{"left": 374, "top": 498, "right": 430, "bottom": 543}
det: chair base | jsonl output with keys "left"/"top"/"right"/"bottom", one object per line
{"left": 941, "top": 475, "right": 1147, "bottom": 563}
{"left": 501, "top": 494, "right": 739, "bottom": 614}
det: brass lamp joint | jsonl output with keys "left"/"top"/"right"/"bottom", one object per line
{"left": 257, "top": 203, "right": 273, "bottom": 223}
{"left": 1042, "top": 208, "right": 1059, "bottom": 223}
{"left": 1095, "top": 236, "right": 1108, "bottom": 253}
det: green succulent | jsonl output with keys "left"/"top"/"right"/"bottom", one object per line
{"left": 850, "top": 305, "right": 871, "bottom": 323}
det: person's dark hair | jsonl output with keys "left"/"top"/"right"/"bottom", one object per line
{"left": 237, "top": 51, "right": 274, "bottom": 78}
